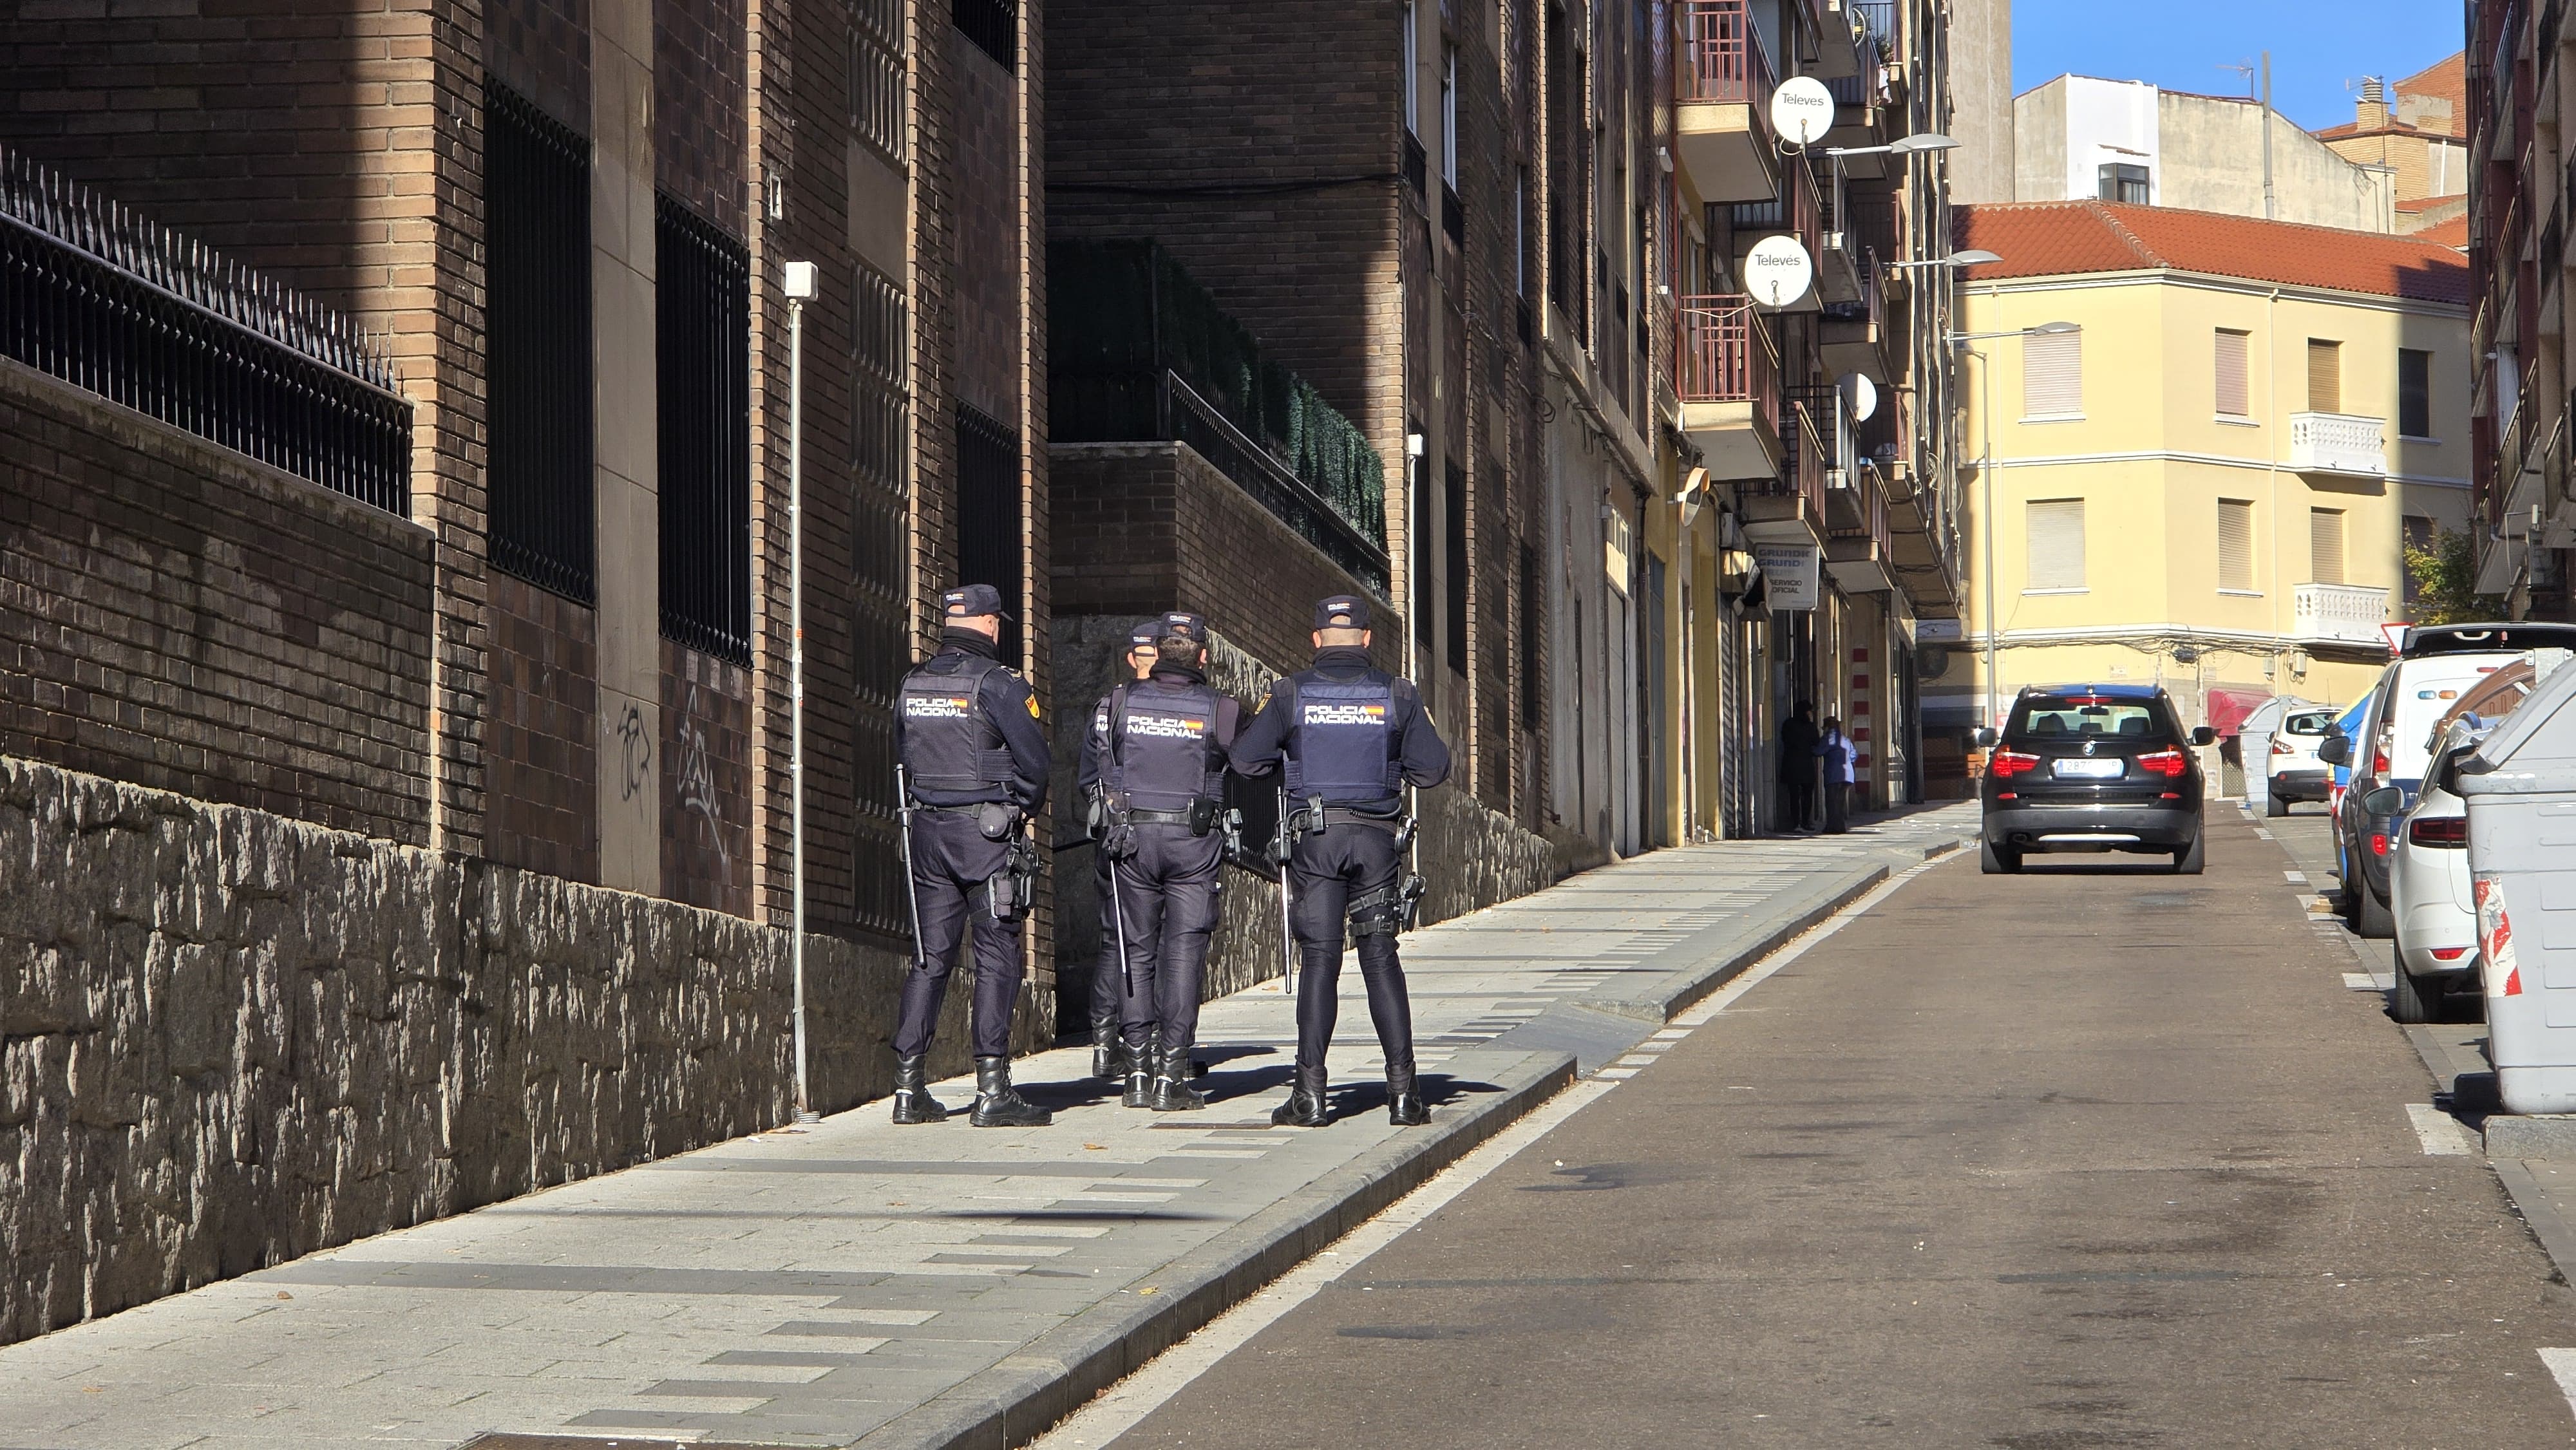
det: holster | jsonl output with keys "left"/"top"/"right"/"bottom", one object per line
{"left": 987, "top": 835, "right": 1041, "bottom": 923}
{"left": 1347, "top": 871, "right": 1428, "bottom": 938}
{"left": 976, "top": 802, "right": 1021, "bottom": 841}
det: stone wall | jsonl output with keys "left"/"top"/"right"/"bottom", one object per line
{"left": 0, "top": 755, "right": 987, "bottom": 1348}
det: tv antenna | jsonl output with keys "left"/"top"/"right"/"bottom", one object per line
{"left": 2217, "top": 60, "right": 2255, "bottom": 99}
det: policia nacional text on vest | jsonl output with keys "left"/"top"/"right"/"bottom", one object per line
{"left": 1086, "top": 614, "right": 1245, "bottom": 1113}
{"left": 887, "top": 585, "right": 1054, "bottom": 1129}
{"left": 1229, "top": 594, "right": 1452, "bottom": 1128}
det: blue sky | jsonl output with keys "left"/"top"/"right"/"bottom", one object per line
{"left": 2013, "top": 1, "right": 2467, "bottom": 131}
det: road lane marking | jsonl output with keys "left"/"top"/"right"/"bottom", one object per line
{"left": 2284, "top": 870, "right": 2308, "bottom": 883}
{"left": 2255, "top": 829, "right": 2275, "bottom": 840}
{"left": 2539, "top": 1348, "right": 2576, "bottom": 1418}
{"left": 1024, "top": 851, "right": 1946, "bottom": 1450}
{"left": 2407, "top": 1104, "right": 2478, "bottom": 1157}
{"left": 2344, "top": 973, "right": 2378, "bottom": 991}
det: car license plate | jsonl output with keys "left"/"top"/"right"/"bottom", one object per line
{"left": 2053, "top": 758, "right": 2124, "bottom": 779}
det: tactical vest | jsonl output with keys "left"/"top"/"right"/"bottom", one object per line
{"left": 1282, "top": 672, "right": 1402, "bottom": 803}
{"left": 899, "top": 654, "right": 1013, "bottom": 793}
{"left": 1109, "top": 681, "right": 1224, "bottom": 813}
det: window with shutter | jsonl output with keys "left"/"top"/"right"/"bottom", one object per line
{"left": 2026, "top": 498, "right": 2087, "bottom": 590}
{"left": 2306, "top": 339, "right": 2342, "bottom": 413}
{"left": 2399, "top": 348, "right": 2432, "bottom": 437}
{"left": 2217, "top": 499, "right": 2254, "bottom": 590}
{"left": 2310, "top": 507, "right": 2345, "bottom": 585}
{"left": 2022, "top": 330, "right": 2083, "bottom": 419}
{"left": 2214, "top": 330, "right": 2250, "bottom": 418}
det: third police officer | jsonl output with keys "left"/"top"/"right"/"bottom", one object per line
{"left": 1230, "top": 594, "right": 1450, "bottom": 1127}
{"left": 1079, "top": 621, "right": 1164, "bottom": 1082}
{"left": 889, "top": 584, "right": 1054, "bottom": 1129}
{"left": 1086, "top": 613, "right": 1245, "bottom": 1111}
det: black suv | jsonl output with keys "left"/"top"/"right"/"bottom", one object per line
{"left": 1976, "top": 684, "right": 2215, "bottom": 875}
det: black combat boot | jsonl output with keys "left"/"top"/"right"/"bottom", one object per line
{"left": 1150, "top": 1042, "right": 1208, "bottom": 1112}
{"left": 969, "top": 1055, "right": 1053, "bottom": 1127}
{"left": 1386, "top": 1063, "right": 1429, "bottom": 1126}
{"left": 1122, "top": 1041, "right": 1155, "bottom": 1108}
{"left": 1271, "top": 1064, "right": 1330, "bottom": 1127}
{"left": 890, "top": 1054, "right": 949, "bottom": 1125}
{"left": 1092, "top": 1019, "right": 1125, "bottom": 1081}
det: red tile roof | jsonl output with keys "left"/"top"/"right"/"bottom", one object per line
{"left": 2411, "top": 214, "right": 2470, "bottom": 250}
{"left": 1956, "top": 201, "right": 2471, "bottom": 306}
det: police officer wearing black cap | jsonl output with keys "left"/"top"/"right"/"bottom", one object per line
{"left": 889, "top": 583, "right": 1054, "bottom": 1128}
{"left": 1077, "top": 621, "right": 1166, "bottom": 1083}
{"left": 1083, "top": 612, "right": 1246, "bottom": 1111}
{"left": 1229, "top": 594, "right": 1450, "bottom": 1127}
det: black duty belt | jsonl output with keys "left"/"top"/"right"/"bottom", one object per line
{"left": 1311, "top": 807, "right": 1403, "bottom": 833}
{"left": 1115, "top": 807, "right": 1198, "bottom": 826}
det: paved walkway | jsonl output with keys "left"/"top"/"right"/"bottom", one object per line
{"left": 0, "top": 807, "right": 1975, "bottom": 1450}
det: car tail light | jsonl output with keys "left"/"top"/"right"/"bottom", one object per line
{"left": 2270, "top": 738, "right": 2293, "bottom": 755}
{"left": 1990, "top": 749, "right": 2040, "bottom": 778}
{"left": 2476, "top": 874, "right": 2522, "bottom": 997}
{"left": 2371, "top": 832, "right": 2390, "bottom": 856}
{"left": 2409, "top": 816, "right": 2468, "bottom": 848}
{"left": 2430, "top": 946, "right": 2472, "bottom": 962}
{"left": 2136, "top": 748, "right": 2190, "bottom": 778}
{"left": 2373, "top": 746, "right": 2390, "bottom": 777}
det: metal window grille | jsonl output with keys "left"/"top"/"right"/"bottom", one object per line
{"left": 1414, "top": 431, "right": 1437, "bottom": 650}
{"left": 848, "top": 0, "right": 907, "bottom": 164}
{"left": 0, "top": 144, "right": 410, "bottom": 512}
{"left": 656, "top": 194, "right": 752, "bottom": 663}
{"left": 1518, "top": 540, "right": 1542, "bottom": 730}
{"left": 953, "top": 0, "right": 1017, "bottom": 71}
{"left": 486, "top": 85, "right": 596, "bottom": 602}
{"left": 955, "top": 402, "right": 1023, "bottom": 659}
{"left": 848, "top": 259, "right": 913, "bottom": 941}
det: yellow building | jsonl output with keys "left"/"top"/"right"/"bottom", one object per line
{"left": 1933, "top": 202, "right": 2472, "bottom": 761}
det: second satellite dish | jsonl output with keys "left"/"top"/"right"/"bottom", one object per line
{"left": 1770, "top": 77, "right": 1836, "bottom": 147}
{"left": 1745, "top": 235, "right": 1815, "bottom": 308}
{"left": 1839, "top": 372, "right": 1878, "bottom": 422}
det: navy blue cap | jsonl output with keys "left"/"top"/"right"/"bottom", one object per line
{"left": 942, "top": 583, "right": 1010, "bottom": 620}
{"left": 1159, "top": 612, "right": 1208, "bottom": 643}
{"left": 1313, "top": 595, "right": 1371, "bottom": 630}
{"left": 1126, "top": 622, "right": 1162, "bottom": 650}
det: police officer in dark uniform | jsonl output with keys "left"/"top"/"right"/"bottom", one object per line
{"left": 1086, "top": 613, "right": 1245, "bottom": 1111}
{"left": 1229, "top": 594, "right": 1450, "bottom": 1127}
{"left": 1078, "top": 622, "right": 1164, "bottom": 1082}
{"left": 889, "top": 584, "right": 1054, "bottom": 1128}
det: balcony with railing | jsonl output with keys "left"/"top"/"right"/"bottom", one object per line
{"left": 1730, "top": 151, "right": 1822, "bottom": 312}
{"left": 2294, "top": 583, "right": 2392, "bottom": 646}
{"left": 1742, "top": 398, "right": 1828, "bottom": 546}
{"left": 2287, "top": 411, "right": 2388, "bottom": 477}
{"left": 1820, "top": 250, "right": 1888, "bottom": 381}
{"left": 0, "top": 145, "right": 411, "bottom": 512}
{"left": 1809, "top": 0, "right": 1865, "bottom": 79}
{"left": 1676, "top": 294, "right": 1781, "bottom": 480}
{"left": 1048, "top": 239, "right": 1391, "bottom": 595}
{"left": 1825, "top": 460, "right": 1894, "bottom": 593}
{"left": 1674, "top": 0, "right": 1779, "bottom": 203}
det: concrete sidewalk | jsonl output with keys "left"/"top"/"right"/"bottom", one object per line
{"left": 0, "top": 806, "right": 1975, "bottom": 1450}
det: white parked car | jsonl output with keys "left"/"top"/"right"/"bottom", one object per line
{"left": 2262, "top": 706, "right": 2338, "bottom": 817}
{"left": 2372, "top": 719, "right": 2481, "bottom": 1022}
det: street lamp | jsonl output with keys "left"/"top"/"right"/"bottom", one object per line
{"left": 1824, "top": 131, "right": 1960, "bottom": 160}
{"left": 1886, "top": 249, "right": 2002, "bottom": 272}
{"left": 782, "top": 259, "right": 819, "bottom": 1125}
{"left": 1944, "top": 320, "right": 2081, "bottom": 735}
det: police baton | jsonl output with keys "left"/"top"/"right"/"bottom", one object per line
{"left": 1274, "top": 788, "right": 1297, "bottom": 999}
{"left": 895, "top": 764, "right": 927, "bottom": 972}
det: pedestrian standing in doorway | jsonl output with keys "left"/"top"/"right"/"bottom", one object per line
{"left": 1817, "top": 713, "right": 1855, "bottom": 834}
{"left": 1778, "top": 702, "right": 1819, "bottom": 833}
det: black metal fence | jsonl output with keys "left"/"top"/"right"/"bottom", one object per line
{"left": 0, "top": 145, "right": 410, "bottom": 513}
{"left": 656, "top": 194, "right": 752, "bottom": 664}
{"left": 486, "top": 86, "right": 597, "bottom": 602}
{"left": 954, "top": 0, "right": 1018, "bottom": 70}
{"left": 955, "top": 402, "right": 1024, "bottom": 659}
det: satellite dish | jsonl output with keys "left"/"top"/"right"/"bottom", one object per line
{"left": 1839, "top": 372, "right": 1879, "bottom": 422}
{"left": 1745, "top": 235, "right": 1815, "bottom": 308}
{"left": 1770, "top": 77, "right": 1836, "bottom": 147}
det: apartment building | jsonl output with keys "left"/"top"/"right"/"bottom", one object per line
{"left": 2316, "top": 55, "right": 2470, "bottom": 243}
{"left": 0, "top": 0, "right": 1054, "bottom": 1328}
{"left": 2012, "top": 75, "right": 2397, "bottom": 233}
{"left": 1940, "top": 202, "right": 2470, "bottom": 730}
{"left": 2467, "top": 2, "right": 2576, "bottom": 616}
{"left": 1671, "top": 0, "right": 1971, "bottom": 814}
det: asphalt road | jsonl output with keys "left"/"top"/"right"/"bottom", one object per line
{"left": 1090, "top": 807, "right": 2576, "bottom": 1447}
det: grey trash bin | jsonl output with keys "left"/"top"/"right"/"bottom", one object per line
{"left": 2458, "top": 659, "right": 2576, "bottom": 1113}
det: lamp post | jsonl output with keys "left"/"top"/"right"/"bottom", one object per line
{"left": 782, "top": 259, "right": 819, "bottom": 1125}
{"left": 1946, "top": 315, "right": 2081, "bottom": 733}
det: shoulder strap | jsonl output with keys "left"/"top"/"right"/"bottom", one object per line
{"left": 1108, "top": 684, "right": 1130, "bottom": 770}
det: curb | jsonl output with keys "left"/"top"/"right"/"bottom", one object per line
{"left": 847, "top": 1048, "right": 1578, "bottom": 1450}
{"left": 2483, "top": 1114, "right": 2576, "bottom": 1160}
{"left": 1583, "top": 833, "right": 1971, "bottom": 1026}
